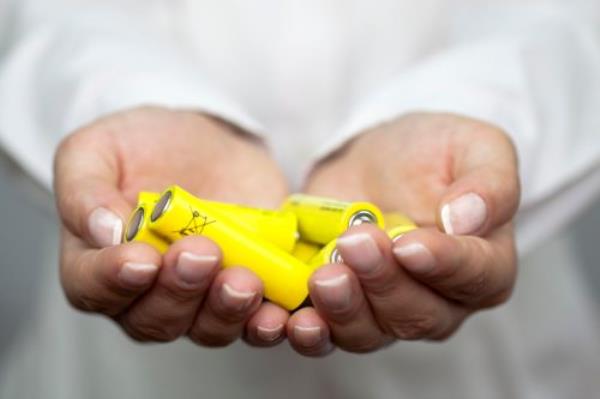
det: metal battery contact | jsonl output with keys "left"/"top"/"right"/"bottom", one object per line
{"left": 329, "top": 247, "right": 343, "bottom": 264}
{"left": 348, "top": 210, "right": 378, "bottom": 227}
{"left": 125, "top": 207, "right": 145, "bottom": 242}
{"left": 151, "top": 190, "right": 173, "bottom": 222}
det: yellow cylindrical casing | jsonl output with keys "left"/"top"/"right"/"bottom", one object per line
{"left": 140, "top": 192, "right": 297, "bottom": 252}
{"left": 387, "top": 224, "right": 418, "bottom": 241}
{"left": 308, "top": 239, "right": 342, "bottom": 270}
{"left": 384, "top": 213, "right": 417, "bottom": 241}
{"left": 205, "top": 202, "right": 298, "bottom": 252}
{"left": 383, "top": 213, "right": 417, "bottom": 229}
{"left": 291, "top": 241, "right": 322, "bottom": 263}
{"left": 283, "top": 194, "right": 384, "bottom": 245}
{"left": 148, "top": 185, "right": 313, "bottom": 310}
{"left": 138, "top": 192, "right": 161, "bottom": 207}
{"left": 124, "top": 205, "right": 170, "bottom": 254}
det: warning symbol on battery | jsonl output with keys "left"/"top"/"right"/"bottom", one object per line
{"left": 175, "top": 206, "right": 216, "bottom": 237}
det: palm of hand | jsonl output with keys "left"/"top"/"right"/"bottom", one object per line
{"left": 55, "top": 106, "right": 292, "bottom": 347}
{"left": 94, "top": 107, "right": 288, "bottom": 208}
{"left": 304, "top": 115, "right": 454, "bottom": 224}
{"left": 305, "top": 113, "right": 517, "bottom": 229}
{"left": 282, "top": 113, "right": 520, "bottom": 356}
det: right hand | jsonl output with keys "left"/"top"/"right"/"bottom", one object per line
{"left": 54, "top": 106, "right": 290, "bottom": 347}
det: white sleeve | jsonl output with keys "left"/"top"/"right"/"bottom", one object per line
{"left": 315, "top": 4, "right": 600, "bottom": 253}
{"left": 0, "top": 0, "right": 263, "bottom": 189}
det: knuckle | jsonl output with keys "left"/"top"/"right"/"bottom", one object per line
{"left": 161, "top": 283, "right": 207, "bottom": 303}
{"left": 480, "top": 286, "right": 514, "bottom": 308}
{"left": 75, "top": 291, "right": 111, "bottom": 314}
{"left": 62, "top": 289, "right": 91, "bottom": 312}
{"left": 454, "top": 268, "right": 490, "bottom": 301}
{"left": 361, "top": 273, "right": 398, "bottom": 297}
{"left": 210, "top": 297, "right": 260, "bottom": 324}
{"left": 341, "top": 337, "right": 384, "bottom": 354}
{"left": 216, "top": 308, "right": 250, "bottom": 324}
{"left": 389, "top": 313, "right": 439, "bottom": 340}
{"left": 62, "top": 277, "right": 117, "bottom": 315}
{"left": 122, "top": 318, "right": 182, "bottom": 343}
{"left": 293, "top": 343, "right": 335, "bottom": 358}
{"left": 428, "top": 321, "right": 463, "bottom": 342}
{"left": 323, "top": 301, "right": 363, "bottom": 323}
{"left": 188, "top": 328, "right": 236, "bottom": 348}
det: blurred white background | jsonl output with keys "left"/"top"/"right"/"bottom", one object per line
{"left": 0, "top": 1, "right": 598, "bottom": 397}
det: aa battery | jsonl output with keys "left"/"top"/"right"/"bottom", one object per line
{"left": 308, "top": 239, "right": 342, "bottom": 270}
{"left": 148, "top": 185, "right": 313, "bottom": 310}
{"left": 206, "top": 202, "right": 297, "bottom": 252}
{"left": 384, "top": 213, "right": 418, "bottom": 241}
{"left": 283, "top": 194, "right": 384, "bottom": 245}
{"left": 308, "top": 213, "right": 418, "bottom": 267}
{"left": 140, "top": 192, "right": 297, "bottom": 252}
{"left": 383, "top": 213, "right": 416, "bottom": 229}
{"left": 387, "top": 225, "right": 418, "bottom": 242}
{"left": 124, "top": 204, "right": 170, "bottom": 254}
{"left": 291, "top": 240, "right": 322, "bottom": 263}
{"left": 137, "top": 191, "right": 161, "bottom": 206}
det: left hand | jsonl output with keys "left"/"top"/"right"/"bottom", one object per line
{"left": 286, "top": 112, "right": 520, "bottom": 356}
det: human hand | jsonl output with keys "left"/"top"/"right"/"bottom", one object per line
{"left": 55, "top": 106, "right": 291, "bottom": 347}
{"left": 286, "top": 113, "right": 520, "bottom": 356}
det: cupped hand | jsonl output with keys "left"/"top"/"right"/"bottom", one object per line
{"left": 54, "top": 106, "right": 290, "bottom": 347}
{"left": 286, "top": 113, "right": 520, "bottom": 356}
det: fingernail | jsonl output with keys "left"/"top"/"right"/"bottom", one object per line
{"left": 294, "top": 325, "right": 322, "bottom": 347}
{"left": 119, "top": 262, "right": 159, "bottom": 287}
{"left": 441, "top": 193, "right": 487, "bottom": 235}
{"left": 314, "top": 274, "right": 352, "bottom": 311}
{"left": 256, "top": 324, "right": 284, "bottom": 342}
{"left": 336, "top": 233, "right": 382, "bottom": 273}
{"left": 89, "top": 207, "right": 123, "bottom": 247}
{"left": 393, "top": 242, "right": 436, "bottom": 274}
{"left": 220, "top": 283, "right": 256, "bottom": 312}
{"left": 175, "top": 252, "right": 218, "bottom": 287}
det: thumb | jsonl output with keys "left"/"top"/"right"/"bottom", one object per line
{"left": 53, "top": 131, "right": 132, "bottom": 248}
{"left": 437, "top": 127, "right": 521, "bottom": 236}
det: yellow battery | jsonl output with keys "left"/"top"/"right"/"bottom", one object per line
{"left": 387, "top": 224, "right": 418, "bottom": 242}
{"left": 148, "top": 185, "right": 313, "bottom": 310}
{"left": 308, "top": 239, "right": 342, "bottom": 270}
{"left": 383, "top": 213, "right": 417, "bottom": 229}
{"left": 124, "top": 204, "right": 170, "bottom": 254}
{"left": 384, "top": 213, "right": 417, "bottom": 241}
{"left": 291, "top": 241, "right": 322, "bottom": 263}
{"left": 139, "top": 192, "right": 297, "bottom": 252}
{"left": 138, "top": 191, "right": 161, "bottom": 206}
{"left": 283, "top": 194, "right": 384, "bottom": 245}
{"left": 205, "top": 202, "right": 298, "bottom": 253}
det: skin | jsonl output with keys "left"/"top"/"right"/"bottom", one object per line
{"left": 55, "top": 108, "right": 520, "bottom": 356}
{"left": 55, "top": 106, "right": 290, "bottom": 346}
{"left": 288, "top": 112, "right": 521, "bottom": 355}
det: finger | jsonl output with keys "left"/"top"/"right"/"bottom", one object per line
{"left": 287, "top": 307, "right": 334, "bottom": 357}
{"left": 54, "top": 129, "right": 131, "bottom": 248}
{"left": 244, "top": 302, "right": 289, "bottom": 347}
{"left": 336, "top": 224, "right": 468, "bottom": 340}
{"left": 60, "top": 228, "right": 160, "bottom": 316}
{"left": 437, "top": 124, "right": 520, "bottom": 236}
{"left": 117, "top": 236, "right": 221, "bottom": 342}
{"left": 188, "top": 267, "right": 263, "bottom": 347}
{"left": 309, "top": 264, "right": 388, "bottom": 353}
{"left": 393, "top": 226, "right": 517, "bottom": 308}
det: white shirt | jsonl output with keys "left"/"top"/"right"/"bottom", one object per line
{"left": 0, "top": 1, "right": 599, "bottom": 398}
